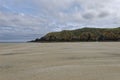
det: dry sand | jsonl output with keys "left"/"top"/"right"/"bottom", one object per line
{"left": 0, "top": 42, "right": 120, "bottom": 80}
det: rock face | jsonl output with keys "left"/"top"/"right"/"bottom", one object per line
{"left": 31, "top": 27, "right": 120, "bottom": 42}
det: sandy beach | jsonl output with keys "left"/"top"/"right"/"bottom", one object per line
{"left": 0, "top": 42, "right": 120, "bottom": 80}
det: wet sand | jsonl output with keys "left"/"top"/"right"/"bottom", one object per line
{"left": 0, "top": 42, "right": 120, "bottom": 80}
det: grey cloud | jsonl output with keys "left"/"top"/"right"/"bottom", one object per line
{"left": 0, "top": 0, "right": 120, "bottom": 42}
{"left": 82, "top": 12, "right": 95, "bottom": 20}
{"left": 0, "top": 11, "right": 57, "bottom": 41}
{"left": 98, "top": 12, "right": 109, "bottom": 18}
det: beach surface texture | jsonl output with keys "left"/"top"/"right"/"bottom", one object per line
{"left": 0, "top": 42, "right": 120, "bottom": 80}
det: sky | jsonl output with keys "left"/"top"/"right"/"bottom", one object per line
{"left": 0, "top": 0, "right": 120, "bottom": 42}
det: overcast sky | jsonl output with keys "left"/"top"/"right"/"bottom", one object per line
{"left": 0, "top": 0, "right": 120, "bottom": 42}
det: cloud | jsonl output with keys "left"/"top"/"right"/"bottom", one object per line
{"left": 0, "top": 0, "right": 120, "bottom": 41}
{"left": 30, "top": 0, "right": 120, "bottom": 26}
{"left": 0, "top": 11, "right": 56, "bottom": 41}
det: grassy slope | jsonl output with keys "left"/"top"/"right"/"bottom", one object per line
{"left": 32, "top": 27, "right": 120, "bottom": 42}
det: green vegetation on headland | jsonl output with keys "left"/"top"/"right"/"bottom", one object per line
{"left": 31, "top": 27, "right": 120, "bottom": 42}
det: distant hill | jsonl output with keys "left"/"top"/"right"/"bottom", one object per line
{"left": 31, "top": 27, "right": 120, "bottom": 42}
